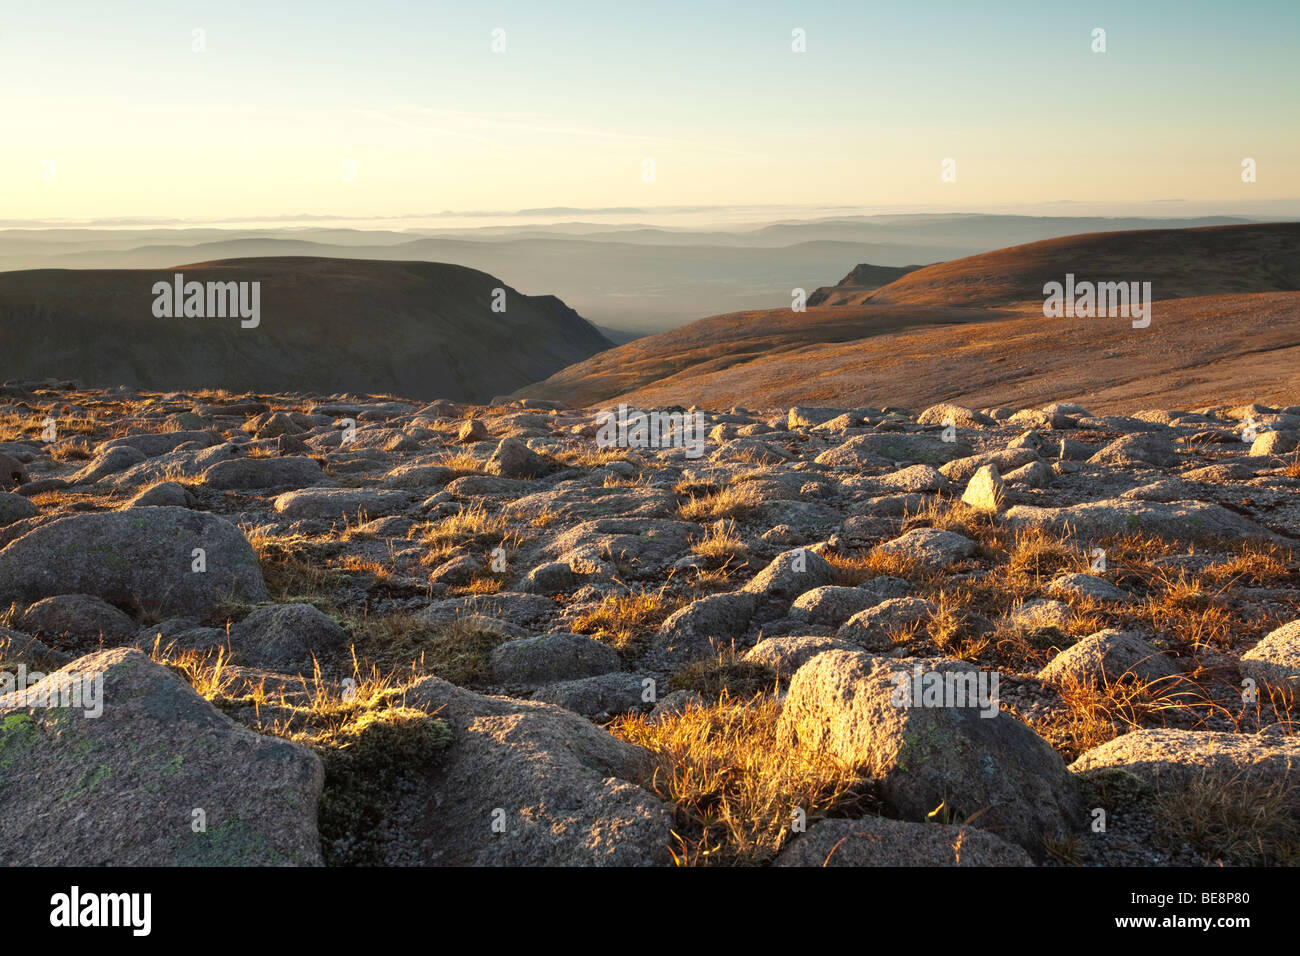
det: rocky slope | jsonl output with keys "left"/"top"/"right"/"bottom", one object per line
{"left": 1, "top": 382, "right": 1298, "bottom": 865}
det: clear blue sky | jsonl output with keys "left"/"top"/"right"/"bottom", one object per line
{"left": 2, "top": 0, "right": 1296, "bottom": 220}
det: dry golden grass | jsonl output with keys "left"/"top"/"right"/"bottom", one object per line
{"left": 989, "top": 594, "right": 1108, "bottom": 669}
{"left": 669, "top": 647, "right": 777, "bottom": 700}
{"left": 414, "top": 502, "right": 524, "bottom": 566}
{"left": 168, "top": 642, "right": 440, "bottom": 766}
{"left": 901, "top": 497, "right": 992, "bottom": 539}
{"left": 242, "top": 527, "right": 348, "bottom": 609}
{"left": 569, "top": 585, "right": 687, "bottom": 655}
{"left": 689, "top": 519, "right": 748, "bottom": 569}
{"left": 554, "top": 446, "right": 629, "bottom": 469}
{"left": 337, "top": 554, "right": 394, "bottom": 584}
{"left": 50, "top": 439, "right": 93, "bottom": 462}
{"left": 433, "top": 450, "right": 485, "bottom": 476}
{"left": 192, "top": 388, "right": 239, "bottom": 402}
{"left": 1020, "top": 671, "right": 1207, "bottom": 763}
{"left": 920, "top": 590, "right": 991, "bottom": 661}
{"left": 689, "top": 564, "right": 742, "bottom": 589}
{"left": 601, "top": 472, "right": 654, "bottom": 489}
{"left": 724, "top": 446, "right": 791, "bottom": 466}
{"left": 52, "top": 416, "right": 99, "bottom": 438}
{"left": 1204, "top": 541, "right": 1295, "bottom": 587}
{"left": 1003, "top": 528, "right": 1090, "bottom": 581}
{"left": 342, "top": 613, "right": 512, "bottom": 687}
{"left": 26, "top": 489, "right": 110, "bottom": 509}
{"left": 825, "top": 548, "right": 924, "bottom": 584}
{"left": 448, "top": 574, "right": 505, "bottom": 596}
{"left": 150, "top": 641, "right": 240, "bottom": 701}
{"left": 611, "top": 694, "right": 866, "bottom": 865}
{"left": 1155, "top": 771, "right": 1300, "bottom": 865}
{"left": 677, "top": 482, "right": 763, "bottom": 521}
{"left": 1150, "top": 567, "right": 1213, "bottom": 611}
{"left": 529, "top": 507, "right": 562, "bottom": 529}
{"left": 1278, "top": 449, "right": 1300, "bottom": 479}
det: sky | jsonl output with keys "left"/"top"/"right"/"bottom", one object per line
{"left": 2, "top": 0, "right": 1297, "bottom": 223}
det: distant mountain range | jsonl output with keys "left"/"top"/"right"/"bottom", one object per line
{"left": 0, "top": 214, "right": 1264, "bottom": 335}
{"left": 0, "top": 257, "right": 610, "bottom": 402}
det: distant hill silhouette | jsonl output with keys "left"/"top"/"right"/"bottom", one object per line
{"left": 515, "top": 223, "right": 1300, "bottom": 412}
{"left": 0, "top": 257, "right": 611, "bottom": 402}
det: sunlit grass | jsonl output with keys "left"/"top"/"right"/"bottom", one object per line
{"left": 611, "top": 694, "right": 866, "bottom": 866}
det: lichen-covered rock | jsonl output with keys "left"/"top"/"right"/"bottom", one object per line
{"left": 485, "top": 437, "right": 549, "bottom": 479}
{"left": 1088, "top": 433, "right": 1179, "bottom": 468}
{"left": 1070, "top": 729, "right": 1300, "bottom": 800}
{"left": 1003, "top": 499, "right": 1278, "bottom": 542}
{"left": 0, "top": 453, "right": 28, "bottom": 490}
{"left": 274, "top": 487, "right": 410, "bottom": 520}
{"left": 917, "top": 403, "right": 995, "bottom": 429}
{"left": 1250, "top": 429, "right": 1300, "bottom": 456}
{"left": 743, "top": 635, "right": 860, "bottom": 679}
{"left": 961, "top": 464, "right": 1007, "bottom": 513}
{"left": 531, "top": 672, "right": 649, "bottom": 716}
{"left": 875, "top": 527, "right": 976, "bottom": 569}
{"left": 384, "top": 676, "right": 675, "bottom": 865}
{"left": 1038, "top": 629, "right": 1182, "bottom": 688}
{"left": 0, "top": 491, "right": 38, "bottom": 526}
{"left": 202, "top": 455, "right": 328, "bottom": 491}
{"left": 17, "top": 594, "right": 136, "bottom": 647}
{"left": 939, "top": 448, "right": 1039, "bottom": 483}
{"left": 774, "top": 815, "right": 1032, "bottom": 867}
{"left": 0, "top": 508, "right": 268, "bottom": 618}
{"left": 650, "top": 591, "right": 757, "bottom": 667}
{"left": 816, "top": 433, "right": 971, "bottom": 468}
{"left": 127, "top": 481, "right": 197, "bottom": 509}
{"left": 0, "top": 648, "right": 323, "bottom": 865}
{"left": 99, "top": 430, "right": 220, "bottom": 459}
{"left": 790, "top": 584, "right": 901, "bottom": 627}
{"left": 1048, "top": 572, "right": 1134, "bottom": 603}
{"left": 489, "top": 632, "right": 621, "bottom": 688}
{"left": 777, "top": 649, "right": 1083, "bottom": 856}
{"left": 741, "top": 547, "right": 836, "bottom": 601}
{"left": 69, "top": 446, "right": 147, "bottom": 485}
{"left": 837, "top": 597, "right": 936, "bottom": 651}
{"left": 228, "top": 603, "right": 350, "bottom": 673}
{"left": 1240, "top": 620, "right": 1300, "bottom": 693}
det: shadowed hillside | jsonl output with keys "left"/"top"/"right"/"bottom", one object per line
{"left": 0, "top": 257, "right": 611, "bottom": 402}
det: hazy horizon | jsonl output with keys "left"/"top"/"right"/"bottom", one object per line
{"left": 4, "top": 199, "right": 1300, "bottom": 234}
